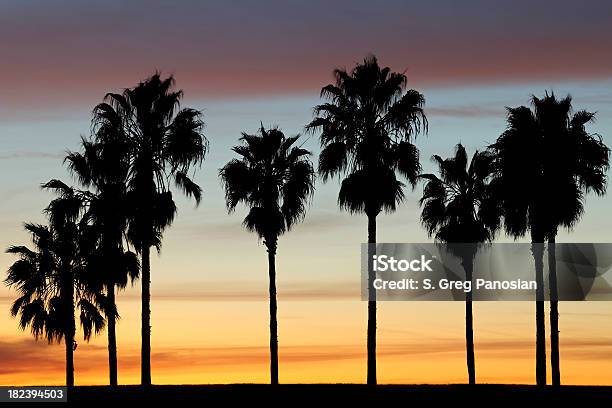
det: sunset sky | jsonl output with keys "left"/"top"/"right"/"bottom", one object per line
{"left": 1, "top": 0, "right": 612, "bottom": 385}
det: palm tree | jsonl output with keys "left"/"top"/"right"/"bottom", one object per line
{"left": 4, "top": 183, "right": 105, "bottom": 387}
{"left": 93, "top": 73, "right": 208, "bottom": 385}
{"left": 306, "top": 55, "right": 427, "bottom": 384}
{"left": 419, "top": 144, "right": 499, "bottom": 384}
{"left": 65, "top": 130, "right": 140, "bottom": 386}
{"left": 530, "top": 94, "right": 609, "bottom": 385}
{"left": 489, "top": 92, "right": 610, "bottom": 385}
{"left": 489, "top": 104, "right": 548, "bottom": 385}
{"left": 220, "top": 126, "right": 314, "bottom": 385}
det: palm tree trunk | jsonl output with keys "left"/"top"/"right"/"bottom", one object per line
{"left": 532, "top": 241, "right": 547, "bottom": 386}
{"left": 65, "top": 332, "right": 74, "bottom": 387}
{"left": 107, "top": 285, "right": 118, "bottom": 386}
{"left": 141, "top": 245, "right": 152, "bottom": 386}
{"left": 65, "top": 273, "right": 75, "bottom": 387}
{"left": 548, "top": 234, "right": 560, "bottom": 386}
{"left": 267, "top": 241, "right": 279, "bottom": 385}
{"left": 464, "top": 256, "right": 475, "bottom": 384}
{"left": 367, "top": 213, "right": 377, "bottom": 385}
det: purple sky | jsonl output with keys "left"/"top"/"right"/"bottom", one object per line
{"left": 1, "top": 0, "right": 611, "bottom": 112}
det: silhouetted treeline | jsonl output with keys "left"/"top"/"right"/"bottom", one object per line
{"left": 4, "top": 57, "right": 609, "bottom": 388}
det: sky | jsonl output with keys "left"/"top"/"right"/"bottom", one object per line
{"left": 1, "top": 0, "right": 612, "bottom": 385}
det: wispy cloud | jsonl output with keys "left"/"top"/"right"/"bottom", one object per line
{"left": 3, "top": 335, "right": 612, "bottom": 384}
{"left": 175, "top": 211, "right": 359, "bottom": 240}
{"left": 0, "top": 339, "right": 65, "bottom": 376}
{"left": 117, "top": 280, "right": 361, "bottom": 301}
{"left": 0, "top": 152, "right": 64, "bottom": 160}
{"left": 426, "top": 106, "right": 505, "bottom": 118}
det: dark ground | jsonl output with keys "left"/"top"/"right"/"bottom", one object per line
{"left": 65, "top": 384, "right": 612, "bottom": 404}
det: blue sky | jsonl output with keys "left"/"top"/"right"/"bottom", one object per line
{"left": 2, "top": 79, "right": 612, "bottom": 293}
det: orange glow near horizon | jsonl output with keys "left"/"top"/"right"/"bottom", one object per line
{"left": 2, "top": 296, "right": 611, "bottom": 386}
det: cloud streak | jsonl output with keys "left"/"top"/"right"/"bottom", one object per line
{"left": 1, "top": 0, "right": 612, "bottom": 111}
{"left": 426, "top": 106, "right": 505, "bottom": 118}
{"left": 2, "top": 335, "right": 612, "bottom": 385}
{"left": 0, "top": 152, "right": 65, "bottom": 160}
{"left": 116, "top": 281, "right": 361, "bottom": 301}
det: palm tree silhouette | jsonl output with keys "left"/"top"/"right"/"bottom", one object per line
{"left": 502, "top": 93, "right": 608, "bottom": 385}
{"left": 92, "top": 74, "right": 208, "bottom": 385}
{"left": 65, "top": 130, "right": 140, "bottom": 386}
{"left": 419, "top": 144, "right": 499, "bottom": 384}
{"left": 489, "top": 104, "right": 549, "bottom": 385}
{"left": 306, "top": 55, "right": 427, "bottom": 384}
{"left": 220, "top": 126, "right": 314, "bottom": 385}
{"left": 4, "top": 183, "right": 105, "bottom": 387}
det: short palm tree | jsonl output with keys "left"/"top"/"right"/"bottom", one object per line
{"left": 65, "top": 131, "right": 140, "bottom": 386}
{"left": 5, "top": 184, "right": 105, "bottom": 387}
{"left": 306, "top": 55, "right": 427, "bottom": 384}
{"left": 419, "top": 144, "right": 499, "bottom": 384}
{"left": 93, "top": 74, "right": 208, "bottom": 385}
{"left": 220, "top": 126, "right": 314, "bottom": 385}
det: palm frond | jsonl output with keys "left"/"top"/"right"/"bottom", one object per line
{"left": 282, "top": 159, "right": 315, "bottom": 229}
{"left": 219, "top": 159, "right": 257, "bottom": 211}
{"left": 174, "top": 172, "right": 202, "bottom": 205}
{"left": 79, "top": 299, "right": 105, "bottom": 342}
{"left": 395, "top": 141, "right": 421, "bottom": 187}
{"left": 318, "top": 142, "right": 348, "bottom": 181}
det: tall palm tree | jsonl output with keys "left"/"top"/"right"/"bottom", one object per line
{"left": 65, "top": 130, "right": 140, "bottom": 386}
{"left": 489, "top": 104, "right": 549, "bottom": 385}
{"left": 306, "top": 55, "right": 427, "bottom": 384}
{"left": 220, "top": 126, "right": 314, "bottom": 385}
{"left": 93, "top": 74, "right": 208, "bottom": 385}
{"left": 4, "top": 183, "right": 105, "bottom": 387}
{"left": 489, "top": 92, "right": 610, "bottom": 385}
{"left": 530, "top": 94, "right": 609, "bottom": 385}
{"left": 419, "top": 144, "right": 499, "bottom": 384}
